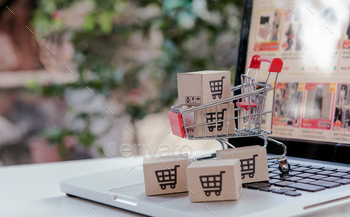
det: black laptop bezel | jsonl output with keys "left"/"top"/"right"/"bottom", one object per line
{"left": 230, "top": 0, "right": 350, "bottom": 164}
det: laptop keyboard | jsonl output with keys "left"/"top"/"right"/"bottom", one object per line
{"left": 243, "top": 160, "right": 350, "bottom": 197}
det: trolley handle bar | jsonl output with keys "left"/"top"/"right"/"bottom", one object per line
{"left": 248, "top": 55, "right": 283, "bottom": 73}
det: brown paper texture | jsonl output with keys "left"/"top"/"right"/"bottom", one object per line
{"left": 143, "top": 154, "right": 188, "bottom": 196}
{"left": 216, "top": 145, "right": 269, "bottom": 184}
{"left": 187, "top": 159, "right": 242, "bottom": 202}
{"left": 177, "top": 71, "right": 231, "bottom": 106}
{"left": 182, "top": 103, "right": 235, "bottom": 138}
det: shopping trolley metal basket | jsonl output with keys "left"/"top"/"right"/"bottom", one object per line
{"left": 168, "top": 55, "right": 290, "bottom": 173}
{"left": 200, "top": 171, "right": 225, "bottom": 196}
{"left": 155, "top": 165, "right": 179, "bottom": 190}
{"left": 207, "top": 108, "right": 227, "bottom": 132}
{"left": 209, "top": 76, "right": 225, "bottom": 99}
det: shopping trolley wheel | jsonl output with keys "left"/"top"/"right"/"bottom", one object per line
{"left": 213, "top": 95, "right": 216, "bottom": 99}
{"left": 170, "top": 184, "right": 176, "bottom": 189}
{"left": 205, "top": 191, "right": 211, "bottom": 197}
{"left": 218, "top": 95, "right": 222, "bottom": 99}
{"left": 278, "top": 156, "right": 290, "bottom": 174}
{"left": 279, "top": 163, "right": 290, "bottom": 174}
{"left": 161, "top": 185, "right": 166, "bottom": 190}
{"left": 241, "top": 174, "right": 245, "bottom": 179}
{"left": 215, "top": 191, "right": 221, "bottom": 196}
{"left": 249, "top": 174, "right": 254, "bottom": 178}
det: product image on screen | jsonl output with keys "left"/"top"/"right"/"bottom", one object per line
{"left": 274, "top": 82, "right": 303, "bottom": 127}
{"left": 333, "top": 84, "right": 350, "bottom": 130}
{"left": 255, "top": 9, "right": 284, "bottom": 51}
{"left": 301, "top": 83, "right": 334, "bottom": 130}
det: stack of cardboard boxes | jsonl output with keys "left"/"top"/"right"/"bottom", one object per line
{"left": 143, "top": 146, "right": 269, "bottom": 202}
{"left": 177, "top": 70, "right": 235, "bottom": 137}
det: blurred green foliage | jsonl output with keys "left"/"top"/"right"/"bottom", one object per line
{"left": 31, "top": 0, "right": 243, "bottom": 158}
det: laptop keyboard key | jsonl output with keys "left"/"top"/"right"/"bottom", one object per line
{"left": 316, "top": 170, "right": 334, "bottom": 175}
{"left": 289, "top": 177, "right": 303, "bottom": 181}
{"left": 299, "top": 164, "right": 312, "bottom": 167}
{"left": 333, "top": 179, "right": 350, "bottom": 185}
{"left": 269, "top": 173, "right": 278, "bottom": 178}
{"left": 268, "top": 162, "right": 277, "bottom": 167}
{"left": 279, "top": 176, "right": 302, "bottom": 182}
{"left": 269, "top": 179, "right": 282, "bottom": 184}
{"left": 292, "top": 167, "right": 310, "bottom": 172}
{"left": 296, "top": 173, "right": 313, "bottom": 178}
{"left": 259, "top": 187, "right": 275, "bottom": 192}
{"left": 273, "top": 175, "right": 288, "bottom": 180}
{"left": 281, "top": 187, "right": 296, "bottom": 191}
{"left": 321, "top": 177, "right": 341, "bottom": 182}
{"left": 309, "top": 180, "right": 341, "bottom": 188}
{"left": 288, "top": 183, "right": 325, "bottom": 192}
{"left": 290, "top": 165, "right": 300, "bottom": 169}
{"left": 272, "top": 189, "right": 286, "bottom": 194}
{"left": 322, "top": 167, "right": 337, "bottom": 171}
{"left": 246, "top": 182, "right": 271, "bottom": 189}
{"left": 309, "top": 175, "right": 328, "bottom": 180}
{"left": 272, "top": 188, "right": 294, "bottom": 194}
{"left": 305, "top": 169, "right": 323, "bottom": 174}
{"left": 272, "top": 171, "right": 282, "bottom": 175}
{"left": 336, "top": 169, "right": 350, "bottom": 173}
{"left": 269, "top": 167, "right": 278, "bottom": 172}
{"left": 269, "top": 164, "right": 280, "bottom": 168}
{"left": 274, "top": 181, "right": 295, "bottom": 187}
{"left": 281, "top": 176, "right": 302, "bottom": 182}
{"left": 310, "top": 166, "right": 324, "bottom": 170}
{"left": 289, "top": 171, "right": 302, "bottom": 176}
{"left": 285, "top": 191, "right": 302, "bottom": 197}
{"left": 329, "top": 172, "right": 349, "bottom": 177}
{"left": 344, "top": 175, "right": 350, "bottom": 179}
{"left": 296, "top": 178, "right": 315, "bottom": 184}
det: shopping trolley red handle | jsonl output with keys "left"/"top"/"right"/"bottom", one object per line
{"left": 248, "top": 55, "right": 283, "bottom": 73}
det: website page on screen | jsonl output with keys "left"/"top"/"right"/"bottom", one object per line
{"left": 246, "top": 0, "right": 350, "bottom": 144}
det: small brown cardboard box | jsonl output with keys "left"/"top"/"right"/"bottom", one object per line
{"left": 143, "top": 154, "right": 188, "bottom": 196}
{"left": 182, "top": 103, "right": 235, "bottom": 138}
{"left": 186, "top": 159, "right": 242, "bottom": 202}
{"left": 177, "top": 71, "right": 231, "bottom": 106}
{"left": 216, "top": 145, "right": 269, "bottom": 184}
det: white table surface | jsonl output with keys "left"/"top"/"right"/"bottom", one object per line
{"left": 1, "top": 156, "right": 350, "bottom": 217}
{"left": 1, "top": 157, "right": 145, "bottom": 217}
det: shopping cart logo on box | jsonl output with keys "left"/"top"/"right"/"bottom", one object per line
{"left": 240, "top": 154, "right": 258, "bottom": 179}
{"left": 209, "top": 76, "right": 225, "bottom": 99}
{"left": 206, "top": 108, "right": 227, "bottom": 132}
{"left": 199, "top": 171, "right": 225, "bottom": 196}
{"left": 155, "top": 165, "right": 180, "bottom": 190}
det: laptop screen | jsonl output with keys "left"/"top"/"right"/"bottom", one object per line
{"left": 233, "top": 0, "right": 350, "bottom": 163}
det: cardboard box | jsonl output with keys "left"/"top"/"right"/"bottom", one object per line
{"left": 143, "top": 154, "right": 188, "bottom": 196}
{"left": 182, "top": 103, "right": 235, "bottom": 138}
{"left": 186, "top": 159, "right": 242, "bottom": 202}
{"left": 177, "top": 71, "right": 231, "bottom": 106}
{"left": 216, "top": 145, "right": 269, "bottom": 184}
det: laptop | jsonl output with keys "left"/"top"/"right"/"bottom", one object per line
{"left": 60, "top": 0, "right": 350, "bottom": 216}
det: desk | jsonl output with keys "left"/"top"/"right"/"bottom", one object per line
{"left": 1, "top": 156, "right": 350, "bottom": 217}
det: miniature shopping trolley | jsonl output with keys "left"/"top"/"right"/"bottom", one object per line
{"left": 155, "top": 165, "right": 179, "bottom": 190}
{"left": 200, "top": 171, "right": 225, "bottom": 196}
{"left": 168, "top": 55, "right": 290, "bottom": 173}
